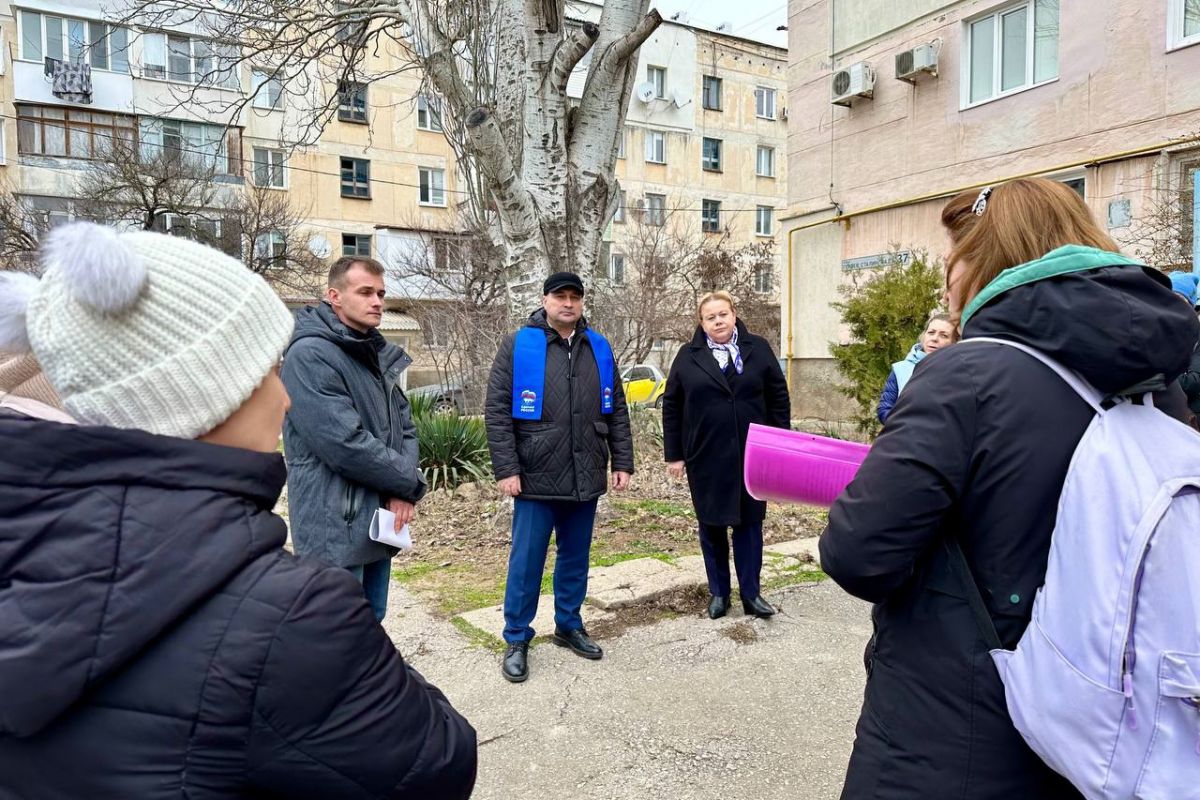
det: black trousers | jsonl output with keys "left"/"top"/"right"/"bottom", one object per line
{"left": 697, "top": 521, "right": 763, "bottom": 600}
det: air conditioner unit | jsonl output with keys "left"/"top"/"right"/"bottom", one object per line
{"left": 831, "top": 62, "right": 874, "bottom": 107}
{"left": 895, "top": 43, "right": 938, "bottom": 83}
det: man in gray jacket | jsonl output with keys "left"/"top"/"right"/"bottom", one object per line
{"left": 282, "top": 256, "right": 426, "bottom": 622}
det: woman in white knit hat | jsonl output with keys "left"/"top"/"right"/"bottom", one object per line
{"left": 0, "top": 223, "right": 477, "bottom": 799}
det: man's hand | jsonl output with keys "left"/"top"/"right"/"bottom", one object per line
{"left": 498, "top": 475, "right": 522, "bottom": 497}
{"left": 387, "top": 498, "right": 416, "bottom": 530}
{"left": 612, "top": 471, "right": 632, "bottom": 491}
{"left": 666, "top": 461, "right": 685, "bottom": 480}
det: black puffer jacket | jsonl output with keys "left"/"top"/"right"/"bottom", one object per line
{"left": 0, "top": 416, "right": 477, "bottom": 799}
{"left": 662, "top": 321, "right": 792, "bottom": 526}
{"left": 485, "top": 310, "right": 635, "bottom": 500}
{"left": 820, "top": 255, "right": 1197, "bottom": 800}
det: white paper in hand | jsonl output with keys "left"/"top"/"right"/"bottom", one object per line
{"left": 368, "top": 509, "right": 412, "bottom": 551}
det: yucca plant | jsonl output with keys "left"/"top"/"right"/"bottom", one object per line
{"left": 408, "top": 393, "right": 491, "bottom": 492}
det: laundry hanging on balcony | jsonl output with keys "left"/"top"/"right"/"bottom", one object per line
{"left": 48, "top": 59, "right": 93, "bottom": 105}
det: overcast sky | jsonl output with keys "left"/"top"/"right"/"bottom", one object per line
{"left": 649, "top": 1, "right": 789, "bottom": 47}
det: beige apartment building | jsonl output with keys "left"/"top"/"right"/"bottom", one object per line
{"left": 784, "top": 0, "right": 1200, "bottom": 417}
{"left": 0, "top": 0, "right": 785, "bottom": 386}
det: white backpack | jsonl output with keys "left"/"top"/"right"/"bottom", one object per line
{"left": 954, "top": 337, "right": 1200, "bottom": 800}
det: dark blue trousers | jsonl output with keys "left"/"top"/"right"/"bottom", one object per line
{"left": 502, "top": 498, "right": 598, "bottom": 643}
{"left": 698, "top": 521, "right": 764, "bottom": 600}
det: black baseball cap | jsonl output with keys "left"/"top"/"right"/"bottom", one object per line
{"left": 543, "top": 271, "right": 585, "bottom": 296}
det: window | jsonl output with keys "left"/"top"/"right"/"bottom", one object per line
{"left": 608, "top": 253, "right": 626, "bottom": 285}
{"left": 644, "top": 130, "right": 666, "bottom": 164}
{"left": 140, "top": 118, "right": 235, "bottom": 174}
{"left": 628, "top": 366, "right": 655, "bottom": 381}
{"left": 617, "top": 127, "right": 627, "bottom": 159}
{"left": 756, "top": 145, "right": 776, "bottom": 178}
{"left": 154, "top": 213, "right": 222, "bottom": 246}
{"left": 251, "top": 69, "right": 282, "bottom": 110}
{"left": 419, "top": 167, "right": 447, "bottom": 206}
{"left": 421, "top": 316, "right": 451, "bottom": 348}
{"left": 417, "top": 95, "right": 443, "bottom": 132}
{"left": 18, "top": 12, "right": 129, "bottom": 73}
{"left": 647, "top": 65, "right": 667, "bottom": 99}
{"left": 1061, "top": 176, "right": 1085, "bottom": 198}
{"left": 141, "top": 32, "right": 239, "bottom": 88}
{"left": 702, "top": 75, "right": 722, "bottom": 110}
{"left": 341, "top": 157, "right": 371, "bottom": 198}
{"left": 644, "top": 193, "right": 666, "bottom": 226}
{"left": 755, "top": 86, "right": 777, "bottom": 119}
{"left": 334, "top": 1, "right": 367, "bottom": 44}
{"left": 754, "top": 263, "right": 773, "bottom": 294}
{"left": 254, "top": 231, "right": 287, "bottom": 269}
{"left": 252, "top": 147, "right": 286, "bottom": 188}
{"left": 613, "top": 189, "right": 626, "bottom": 224}
{"left": 337, "top": 81, "right": 368, "bottom": 123}
{"left": 965, "top": 0, "right": 1059, "bottom": 106}
{"left": 702, "top": 137, "right": 722, "bottom": 171}
{"left": 17, "top": 105, "right": 136, "bottom": 160}
{"left": 756, "top": 206, "right": 774, "bottom": 236}
{"left": 701, "top": 199, "right": 721, "bottom": 233}
{"left": 342, "top": 233, "right": 372, "bottom": 256}
{"left": 1169, "top": 0, "right": 1200, "bottom": 48}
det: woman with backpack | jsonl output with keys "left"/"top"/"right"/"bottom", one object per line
{"left": 875, "top": 312, "right": 958, "bottom": 424}
{"left": 819, "top": 178, "right": 1197, "bottom": 799}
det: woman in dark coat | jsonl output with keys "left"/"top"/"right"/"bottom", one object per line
{"left": 663, "top": 291, "right": 792, "bottom": 619}
{"left": 820, "top": 179, "right": 1198, "bottom": 800}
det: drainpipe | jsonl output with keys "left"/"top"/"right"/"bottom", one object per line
{"left": 1193, "top": 169, "right": 1199, "bottom": 274}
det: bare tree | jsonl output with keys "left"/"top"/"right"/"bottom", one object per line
{"left": 117, "top": 0, "right": 663, "bottom": 315}
{"left": 0, "top": 185, "right": 42, "bottom": 270}
{"left": 74, "top": 136, "right": 224, "bottom": 234}
{"left": 1120, "top": 161, "right": 1200, "bottom": 271}
{"left": 223, "top": 183, "right": 328, "bottom": 299}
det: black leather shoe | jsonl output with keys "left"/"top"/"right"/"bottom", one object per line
{"left": 502, "top": 642, "right": 529, "bottom": 683}
{"left": 552, "top": 627, "right": 603, "bottom": 660}
{"left": 742, "top": 595, "right": 776, "bottom": 618}
{"left": 707, "top": 595, "right": 731, "bottom": 619}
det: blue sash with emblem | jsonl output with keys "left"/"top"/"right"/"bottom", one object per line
{"left": 512, "top": 327, "right": 615, "bottom": 419}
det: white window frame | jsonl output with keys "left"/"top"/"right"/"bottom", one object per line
{"left": 1168, "top": 0, "right": 1200, "bottom": 50}
{"left": 251, "top": 69, "right": 282, "bottom": 110}
{"left": 417, "top": 95, "right": 443, "bottom": 132}
{"left": 254, "top": 230, "right": 287, "bottom": 267}
{"left": 753, "top": 263, "right": 773, "bottom": 294}
{"left": 17, "top": 12, "right": 130, "bottom": 73}
{"left": 755, "top": 86, "right": 777, "bottom": 120}
{"left": 644, "top": 193, "right": 666, "bottom": 226}
{"left": 252, "top": 147, "right": 287, "bottom": 189}
{"left": 756, "top": 145, "right": 775, "bottom": 178}
{"left": 644, "top": 130, "right": 666, "bottom": 164}
{"left": 613, "top": 189, "right": 626, "bottom": 224}
{"left": 961, "top": 0, "right": 1059, "bottom": 110}
{"left": 419, "top": 167, "right": 447, "bottom": 207}
{"left": 701, "top": 137, "right": 722, "bottom": 172}
{"left": 701, "top": 199, "right": 721, "bottom": 233}
{"left": 617, "top": 127, "right": 627, "bottom": 159}
{"left": 608, "top": 253, "right": 626, "bottom": 285}
{"left": 140, "top": 31, "right": 239, "bottom": 89}
{"left": 647, "top": 65, "right": 667, "bottom": 99}
{"left": 0, "top": 120, "right": 6, "bottom": 166}
{"left": 342, "top": 232, "right": 372, "bottom": 256}
{"left": 755, "top": 206, "right": 774, "bottom": 237}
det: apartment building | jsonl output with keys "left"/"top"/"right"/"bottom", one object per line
{"left": 784, "top": 0, "right": 1200, "bottom": 417}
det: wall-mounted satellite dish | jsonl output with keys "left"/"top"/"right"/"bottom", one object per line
{"left": 671, "top": 88, "right": 691, "bottom": 108}
{"left": 635, "top": 82, "right": 657, "bottom": 103}
{"left": 307, "top": 235, "right": 332, "bottom": 259}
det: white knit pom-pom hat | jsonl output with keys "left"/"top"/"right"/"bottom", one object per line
{"left": 2, "top": 222, "right": 294, "bottom": 438}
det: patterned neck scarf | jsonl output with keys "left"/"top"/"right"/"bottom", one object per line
{"left": 706, "top": 327, "right": 743, "bottom": 374}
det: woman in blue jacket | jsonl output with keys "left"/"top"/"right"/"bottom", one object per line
{"left": 876, "top": 313, "right": 957, "bottom": 423}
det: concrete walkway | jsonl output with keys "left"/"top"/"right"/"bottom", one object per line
{"left": 382, "top": 551, "right": 870, "bottom": 800}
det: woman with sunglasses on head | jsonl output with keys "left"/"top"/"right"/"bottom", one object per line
{"left": 819, "top": 178, "right": 1196, "bottom": 799}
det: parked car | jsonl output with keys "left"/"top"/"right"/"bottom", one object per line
{"left": 622, "top": 363, "right": 666, "bottom": 408}
{"left": 408, "top": 377, "right": 472, "bottom": 414}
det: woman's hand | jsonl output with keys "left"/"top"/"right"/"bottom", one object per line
{"left": 667, "top": 461, "right": 685, "bottom": 479}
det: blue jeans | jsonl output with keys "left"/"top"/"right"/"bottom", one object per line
{"left": 347, "top": 558, "right": 391, "bottom": 623}
{"left": 502, "top": 498, "right": 598, "bottom": 643}
{"left": 698, "top": 520, "right": 764, "bottom": 600}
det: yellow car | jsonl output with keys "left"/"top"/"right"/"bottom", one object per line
{"left": 621, "top": 364, "right": 666, "bottom": 408}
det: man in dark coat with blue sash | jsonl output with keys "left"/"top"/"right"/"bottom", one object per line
{"left": 485, "top": 272, "right": 635, "bottom": 683}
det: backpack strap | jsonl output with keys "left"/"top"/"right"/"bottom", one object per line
{"left": 944, "top": 539, "right": 1004, "bottom": 651}
{"left": 960, "top": 337, "right": 1106, "bottom": 414}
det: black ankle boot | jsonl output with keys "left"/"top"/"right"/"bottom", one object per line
{"left": 742, "top": 595, "right": 776, "bottom": 618}
{"left": 708, "top": 595, "right": 731, "bottom": 619}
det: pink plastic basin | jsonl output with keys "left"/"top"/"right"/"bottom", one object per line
{"left": 743, "top": 423, "right": 871, "bottom": 508}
